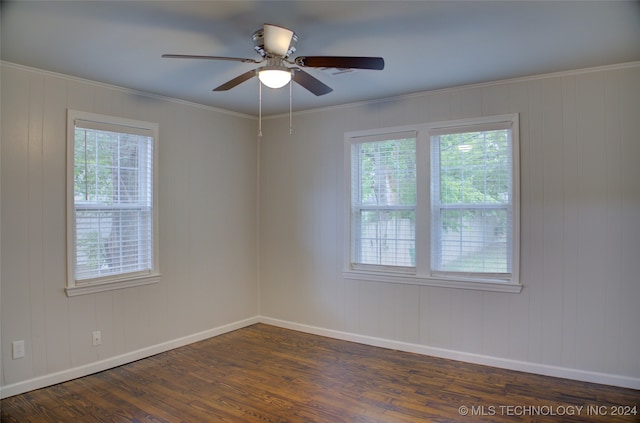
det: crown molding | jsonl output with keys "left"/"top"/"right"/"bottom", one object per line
{"left": 0, "top": 61, "right": 257, "bottom": 120}
{"left": 264, "top": 61, "right": 640, "bottom": 120}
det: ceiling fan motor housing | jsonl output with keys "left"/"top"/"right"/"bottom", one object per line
{"left": 252, "top": 27, "right": 298, "bottom": 58}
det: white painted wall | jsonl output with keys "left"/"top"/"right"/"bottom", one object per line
{"left": 259, "top": 64, "right": 640, "bottom": 382}
{"left": 1, "top": 64, "right": 258, "bottom": 388}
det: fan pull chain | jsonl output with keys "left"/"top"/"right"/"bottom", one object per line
{"left": 258, "top": 80, "right": 263, "bottom": 137}
{"left": 289, "top": 76, "right": 293, "bottom": 135}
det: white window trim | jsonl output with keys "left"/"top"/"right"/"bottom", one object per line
{"left": 65, "top": 110, "right": 161, "bottom": 297}
{"left": 344, "top": 114, "right": 521, "bottom": 293}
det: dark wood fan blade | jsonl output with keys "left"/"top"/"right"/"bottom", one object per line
{"left": 292, "top": 70, "right": 333, "bottom": 96}
{"left": 213, "top": 70, "right": 257, "bottom": 91}
{"left": 295, "top": 56, "right": 384, "bottom": 70}
{"left": 162, "top": 54, "right": 260, "bottom": 64}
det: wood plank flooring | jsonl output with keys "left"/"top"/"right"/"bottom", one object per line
{"left": 2, "top": 324, "right": 638, "bottom": 422}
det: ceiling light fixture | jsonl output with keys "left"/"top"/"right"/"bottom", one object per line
{"left": 258, "top": 57, "right": 292, "bottom": 89}
{"left": 258, "top": 67, "right": 291, "bottom": 88}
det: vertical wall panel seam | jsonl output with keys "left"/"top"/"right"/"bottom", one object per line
{"left": 612, "top": 70, "right": 623, "bottom": 375}
{"left": 558, "top": 79, "right": 565, "bottom": 366}
{"left": 38, "top": 74, "right": 48, "bottom": 375}
{"left": 26, "top": 72, "right": 34, "bottom": 374}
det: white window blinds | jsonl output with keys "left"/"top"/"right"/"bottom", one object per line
{"left": 72, "top": 118, "right": 155, "bottom": 282}
{"left": 430, "top": 124, "right": 513, "bottom": 278}
{"left": 350, "top": 132, "right": 417, "bottom": 268}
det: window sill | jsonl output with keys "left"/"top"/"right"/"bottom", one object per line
{"left": 65, "top": 273, "right": 161, "bottom": 297}
{"left": 343, "top": 270, "right": 522, "bottom": 293}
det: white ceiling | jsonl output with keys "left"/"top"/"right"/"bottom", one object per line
{"left": 2, "top": 1, "right": 639, "bottom": 116}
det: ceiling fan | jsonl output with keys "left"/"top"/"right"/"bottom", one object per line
{"left": 162, "top": 23, "right": 384, "bottom": 96}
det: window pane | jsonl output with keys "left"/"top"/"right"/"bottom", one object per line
{"left": 351, "top": 137, "right": 416, "bottom": 267}
{"left": 432, "top": 128, "right": 512, "bottom": 275}
{"left": 74, "top": 126, "right": 154, "bottom": 282}
{"left": 352, "top": 138, "right": 416, "bottom": 207}
{"left": 438, "top": 130, "right": 511, "bottom": 205}
{"left": 436, "top": 208, "right": 509, "bottom": 273}
{"left": 75, "top": 208, "right": 152, "bottom": 280}
{"left": 356, "top": 210, "right": 415, "bottom": 266}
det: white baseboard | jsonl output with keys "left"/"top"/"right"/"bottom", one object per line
{"left": 2, "top": 314, "right": 638, "bottom": 399}
{"left": 259, "top": 316, "right": 640, "bottom": 390}
{"left": 0, "top": 316, "right": 260, "bottom": 399}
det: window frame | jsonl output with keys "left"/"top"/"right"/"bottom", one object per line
{"left": 66, "top": 110, "right": 161, "bottom": 297}
{"left": 344, "top": 114, "right": 521, "bottom": 293}
{"left": 349, "top": 131, "right": 418, "bottom": 272}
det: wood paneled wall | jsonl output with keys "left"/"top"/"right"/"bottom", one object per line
{"left": 258, "top": 64, "right": 640, "bottom": 382}
{"left": 1, "top": 64, "right": 258, "bottom": 389}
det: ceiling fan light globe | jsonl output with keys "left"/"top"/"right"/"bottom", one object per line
{"left": 258, "top": 69, "right": 291, "bottom": 89}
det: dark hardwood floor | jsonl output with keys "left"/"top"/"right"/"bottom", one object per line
{"left": 2, "top": 323, "right": 638, "bottom": 422}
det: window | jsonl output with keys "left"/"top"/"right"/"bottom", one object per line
{"left": 431, "top": 122, "right": 513, "bottom": 278}
{"left": 345, "top": 115, "right": 520, "bottom": 292}
{"left": 350, "top": 132, "right": 417, "bottom": 270}
{"left": 66, "top": 110, "right": 160, "bottom": 296}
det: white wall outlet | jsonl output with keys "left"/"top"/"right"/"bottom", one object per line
{"left": 12, "top": 340, "right": 25, "bottom": 359}
{"left": 92, "top": 330, "right": 101, "bottom": 346}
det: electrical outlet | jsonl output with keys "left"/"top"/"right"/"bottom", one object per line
{"left": 92, "top": 330, "right": 101, "bottom": 346}
{"left": 12, "top": 340, "right": 25, "bottom": 359}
